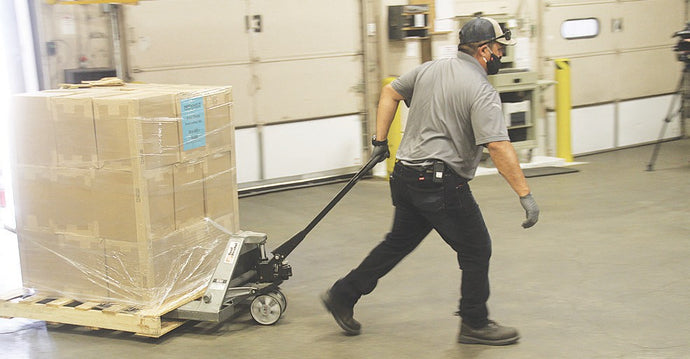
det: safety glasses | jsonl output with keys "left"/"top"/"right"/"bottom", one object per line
{"left": 480, "top": 29, "right": 512, "bottom": 46}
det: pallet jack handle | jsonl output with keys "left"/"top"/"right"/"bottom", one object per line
{"left": 270, "top": 152, "right": 386, "bottom": 260}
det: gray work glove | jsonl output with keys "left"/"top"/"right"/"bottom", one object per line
{"left": 519, "top": 193, "right": 540, "bottom": 228}
{"left": 371, "top": 136, "right": 390, "bottom": 164}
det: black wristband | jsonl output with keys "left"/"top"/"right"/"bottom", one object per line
{"left": 372, "top": 135, "right": 388, "bottom": 146}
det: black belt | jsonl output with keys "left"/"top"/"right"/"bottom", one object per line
{"left": 394, "top": 160, "right": 463, "bottom": 184}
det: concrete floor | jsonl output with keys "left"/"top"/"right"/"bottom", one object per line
{"left": 1, "top": 139, "right": 689, "bottom": 359}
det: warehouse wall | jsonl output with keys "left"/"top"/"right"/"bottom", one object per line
{"left": 28, "top": 0, "right": 689, "bottom": 169}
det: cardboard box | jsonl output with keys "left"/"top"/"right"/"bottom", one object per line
{"left": 94, "top": 92, "right": 180, "bottom": 170}
{"left": 51, "top": 93, "right": 100, "bottom": 168}
{"left": 13, "top": 166, "right": 97, "bottom": 235}
{"left": 51, "top": 167, "right": 98, "bottom": 236}
{"left": 12, "top": 166, "right": 55, "bottom": 230}
{"left": 200, "top": 88, "right": 234, "bottom": 152}
{"left": 94, "top": 167, "right": 175, "bottom": 242}
{"left": 11, "top": 91, "right": 71, "bottom": 167}
{"left": 128, "top": 85, "right": 234, "bottom": 161}
{"left": 17, "top": 222, "right": 227, "bottom": 308}
{"left": 13, "top": 165, "right": 175, "bottom": 242}
{"left": 173, "top": 161, "right": 205, "bottom": 229}
{"left": 203, "top": 151, "right": 239, "bottom": 232}
{"left": 18, "top": 229, "right": 108, "bottom": 300}
{"left": 93, "top": 86, "right": 233, "bottom": 169}
{"left": 104, "top": 220, "right": 226, "bottom": 307}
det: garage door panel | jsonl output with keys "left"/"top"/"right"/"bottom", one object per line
{"left": 543, "top": 0, "right": 683, "bottom": 57}
{"left": 571, "top": 104, "right": 616, "bottom": 154}
{"left": 618, "top": 0, "right": 684, "bottom": 49}
{"left": 125, "top": 0, "right": 250, "bottom": 69}
{"left": 130, "top": 65, "right": 255, "bottom": 127}
{"left": 618, "top": 95, "right": 681, "bottom": 146}
{"left": 235, "top": 128, "right": 261, "bottom": 183}
{"left": 568, "top": 51, "right": 681, "bottom": 106}
{"left": 543, "top": 2, "right": 618, "bottom": 57}
{"left": 255, "top": 56, "right": 364, "bottom": 124}
{"left": 250, "top": 0, "right": 362, "bottom": 59}
{"left": 567, "top": 56, "right": 616, "bottom": 105}
{"left": 613, "top": 50, "right": 683, "bottom": 100}
{"left": 262, "top": 116, "right": 363, "bottom": 179}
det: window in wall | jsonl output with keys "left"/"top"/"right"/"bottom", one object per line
{"left": 561, "top": 18, "right": 599, "bottom": 39}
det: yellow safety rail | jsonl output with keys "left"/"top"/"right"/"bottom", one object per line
{"left": 555, "top": 59, "right": 573, "bottom": 162}
{"left": 382, "top": 77, "right": 403, "bottom": 176}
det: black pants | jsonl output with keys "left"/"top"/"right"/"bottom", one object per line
{"left": 331, "top": 162, "right": 492, "bottom": 328}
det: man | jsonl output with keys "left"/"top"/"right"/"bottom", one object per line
{"left": 321, "top": 17, "right": 539, "bottom": 346}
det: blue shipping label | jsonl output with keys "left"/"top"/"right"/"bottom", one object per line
{"left": 180, "top": 96, "right": 206, "bottom": 151}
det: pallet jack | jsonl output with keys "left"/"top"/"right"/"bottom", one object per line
{"left": 164, "top": 153, "right": 385, "bottom": 325}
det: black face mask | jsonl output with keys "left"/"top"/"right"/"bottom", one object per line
{"left": 484, "top": 49, "right": 502, "bottom": 75}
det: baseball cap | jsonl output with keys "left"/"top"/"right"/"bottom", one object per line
{"left": 459, "top": 17, "right": 517, "bottom": 46}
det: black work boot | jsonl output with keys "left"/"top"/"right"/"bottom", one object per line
{"left": 458, "top": 320, "right": 520, "bottom": 346}
{"left": 320, "top": 290, "right": 361, "bottom": 335}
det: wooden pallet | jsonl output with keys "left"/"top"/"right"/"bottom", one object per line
{"left": 0, "top": 289, "right": 202, "bottom": 338}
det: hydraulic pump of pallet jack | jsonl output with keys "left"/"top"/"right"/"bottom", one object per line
{"left": 255, "top": 227, "right": 310, "bottom": 283}
{"left": 257, "top": 254, "right": 293, "bottom": 283}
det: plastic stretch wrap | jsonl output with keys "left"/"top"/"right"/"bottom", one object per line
{"left": 10, "top": 83, "right": 239, "bottom": 312}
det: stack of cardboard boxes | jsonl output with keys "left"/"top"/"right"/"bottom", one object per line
{"left": 11, "top": 83, "right": 239, "bottom": 310}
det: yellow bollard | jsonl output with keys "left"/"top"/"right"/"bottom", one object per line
{"left": 555, "top": 59, "right": 573, "bottom": 162}
{"left": 382, "top": 77, "right": 403, "bottom": 176}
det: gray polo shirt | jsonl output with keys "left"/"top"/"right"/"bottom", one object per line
{"left": 391, "top": 51, "right": 509, "bottom": 180}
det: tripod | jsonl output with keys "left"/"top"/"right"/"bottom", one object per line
{"left": 646, "top": 63, "right": 689, "bottom": 171}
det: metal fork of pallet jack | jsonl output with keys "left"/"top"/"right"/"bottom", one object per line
{"left": 164, "top": 153, "right": 385, "bottom": 325}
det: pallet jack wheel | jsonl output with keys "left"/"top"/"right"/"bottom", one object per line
{"left": 250, "top": 291, "right": 285, "bottom": 325}
{"left": 273, "top": 290, "right": 287, "bottom": 311}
